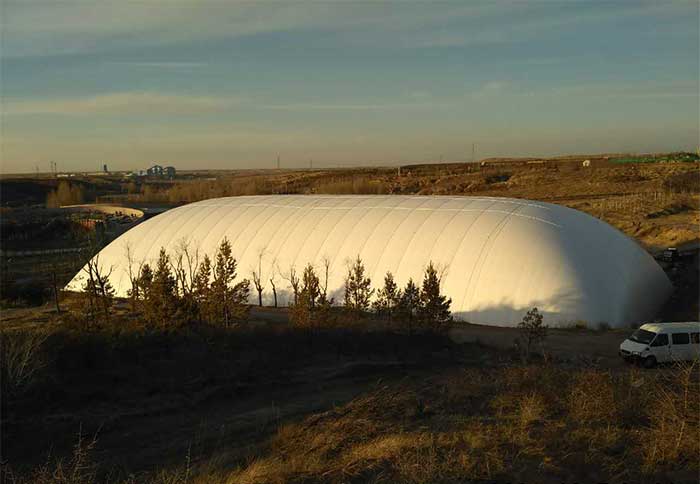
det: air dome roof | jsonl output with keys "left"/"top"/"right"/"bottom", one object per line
{"left": 66, "top": 195, "right": 671, "bottom": 328}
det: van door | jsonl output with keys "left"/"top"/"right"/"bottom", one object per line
{"left": 690, "top": 332, "right": 700, "bottom": 360}
{"left": 670, "top": 333, "right": 691, "bottom": 361}
{"left": 649, "top": 333, "right": 670, "bottom": 362}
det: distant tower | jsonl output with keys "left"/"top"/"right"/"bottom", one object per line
{"left": 103, "top": 164, "right": 108, "bottom": 173}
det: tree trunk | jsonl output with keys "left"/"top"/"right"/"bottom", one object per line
{"left": 51, "top": 273, "right": 61, "bottom": 314}
{"left": 270, "top": 281, "right": 278, "bottom": 308}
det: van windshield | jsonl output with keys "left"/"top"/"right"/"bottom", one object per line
{"left": 629, "top": 329, "right": 656, "bottom": 344}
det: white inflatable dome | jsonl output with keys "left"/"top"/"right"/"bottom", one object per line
{"left": 66, "top": 195, "right": 671, "bottom": 328}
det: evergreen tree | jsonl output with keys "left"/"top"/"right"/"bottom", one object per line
{"left": 398, "top": 278, "right": 420, "bottom": 334}
{"left": 193, "top": 254, "right": 212, "bottom": 321}
{"left": 302, "top": 263, "right": 321, "bottom": 309}
{"left": 372, "top": 271, "right": 401, "bottom": 320}
{"left": 418, "top": 262, "right": 452, "bottom": 331}
{"left": 343, "top": 256, "right": 373, "bottom": 313}
{"left": 146, "top": 248, "right": 179, "bottom": 326}
{"left": 137, "top": 263, "right": 153, "bottom": 303}
{"left": 291, "top": 264, "right": 332, "bottom": 331}
{"left": 518, "top": 307, "right": 547, "bottom": 361}
{"left": 210, "top": 238, "right": 250, "bottom": 325}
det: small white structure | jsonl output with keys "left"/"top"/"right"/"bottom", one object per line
{"left": 582, "top": 159, "right": 591, "bottom": 168}
{"left": 66, "top": 195, "right": 671, "bottom": 328}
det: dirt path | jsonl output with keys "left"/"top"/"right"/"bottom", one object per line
{"left": 449, "top": 323, "right": 629, "bottom": 368}
{"left": 247, "top": 307, "right": 631, "bottom": 369}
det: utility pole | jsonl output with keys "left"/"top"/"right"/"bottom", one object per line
{"left": 472, "top": 143, "right": 476, "bottom": 163}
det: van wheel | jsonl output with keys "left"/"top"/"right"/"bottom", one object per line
{"left": 643, "top": 356, "right": 657, "bottom": 369}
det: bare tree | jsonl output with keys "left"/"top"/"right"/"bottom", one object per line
{"left": 251, "top": 249, "right": 267, "bottom": 307}
{"left": 169, "top": 238, "right": 201, "bottom": 304}
{"left": 320, "top": 256, "right": 332, "bottom": 303}
{"left": 280, "top": 263, "right": 301, "bottom": 305}
{"left": 46, "top": 258, "right": 62, "bottom": 314}
{"left": 124, "top": 241, "right": 146, "bottom": 313}
{"left": 269, "top": 277, "right": 278, "bottom": 308}
{"left": 81, "top": 251, "right": 114, "bottom": 324}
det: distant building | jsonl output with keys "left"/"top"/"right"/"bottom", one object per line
{"left": 103, "top": 164, "right": 108, "bottom": 173}
{"left": 145, "top": 164, "right": 176, "bottom": 179}
{"left": 147, "top": 164, "right": 164, "bottom": 177}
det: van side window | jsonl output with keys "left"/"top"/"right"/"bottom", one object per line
{"left": 651, "top": 334, "right": 668, "bottom": 347}
{"left": 671, "top": 333, "right": 690, "bottom": 345}
{"left": 691, "top": 333, "right": 700, "bottom": 344}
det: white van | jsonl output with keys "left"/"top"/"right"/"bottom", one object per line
{"left": 619, "top": 322, "right": 700, "bottom": 368}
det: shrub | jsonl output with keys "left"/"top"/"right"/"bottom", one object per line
{"left": 483, "top": 171, "right": 512, "bottom": 184}
{"left": 517, "top": 307, "right": 547, "bottom": 361}
{"left": 663, "top": 171, "right": 700, "bottom": 194}
{"left": 0, "top": 329, "right": 48, "bottom": 401}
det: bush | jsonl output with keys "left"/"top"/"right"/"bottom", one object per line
{"left": 663, "top": 171, "right": 700, "bottom": 194}
{"left": 517, "top": 307, "right": 547, "bottom": 361}
{"left": 0, "top": 329, "right": 48, "bottom": 401}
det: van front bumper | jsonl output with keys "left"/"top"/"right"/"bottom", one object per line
{"left": 619, "top": 349, "right": 641, "bottom": 362}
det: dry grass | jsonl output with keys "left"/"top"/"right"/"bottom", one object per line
{"left": 3, "top": 296, "right": 699, "bottom": 483}
{"left": 3, "top": 319, "right": 698, "bottom": 484}
{"left": 313, "top": 176, "right": 390, "bottom": 195}
{"left": 0, "top": 328, "right": 49, "bottom": 399}
{"left": 211, "top": 364, "right": 699, "bottom": 484}
{"left": 3, "top": 428, "right": 98, "bottom": 484}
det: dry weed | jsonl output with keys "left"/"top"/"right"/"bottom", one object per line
{"left": 567, "top": 370, "right": 617, "bottom": 423}
{"left": 640, "top": 362, "right": 700, "bottom": 472}
{"left": 0, "top": 328, "right": 49, "bottom": 399}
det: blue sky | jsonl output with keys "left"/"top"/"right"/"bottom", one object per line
{"left": 1, "top": 1, "right": 698, "bottom": 173}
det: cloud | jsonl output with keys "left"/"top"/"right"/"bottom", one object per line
{"left": 103, "top": 61, "right": 208, "bottom": 69}
{"left": 2, "top": 1, "right": 695, "bottom": 59}
{"left": 3, "top": 92, "right": 238, "bottom": 115}
{"left": 549, "top": 81, "right": 699, "bottom": 100}
{"left": 469, "top": 80, "right": 515, "bottom": 100}
{"left": 1, "top": 2, "right": 348, "bottom": 57}
{"left": 260, "top": 100, "right": 448, "bottom": 111}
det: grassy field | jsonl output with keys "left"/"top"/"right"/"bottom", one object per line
{"left": 1, "top": 300, "right": 698, "bottom": 483}
{"left": 128, "top": 156, "right": 699, "bottom": 251}
{"left": 1, "top": 156, "right": 698, "bottom": 483}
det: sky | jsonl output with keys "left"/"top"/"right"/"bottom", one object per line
{"left": 1, "top": 1, "right": 698, "bottom": 174}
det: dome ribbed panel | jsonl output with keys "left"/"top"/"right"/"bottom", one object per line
{"left": 65, "top": 195, "right": 672, "bottom": 328}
